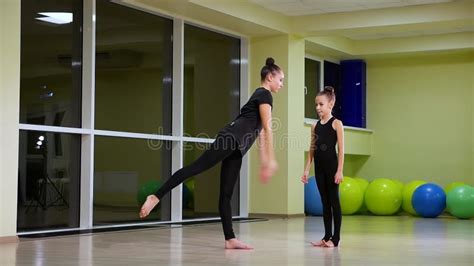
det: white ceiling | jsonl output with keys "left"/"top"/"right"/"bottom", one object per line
{"left": 344, "top": 24, "right": 474, "bottom": 40}
{"left": 250, "top": 0, "right": 454, "bottom": 16}
{"left": 248, "top": 0, "right": 473, "bottom": 40}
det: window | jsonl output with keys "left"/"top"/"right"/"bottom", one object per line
{"left": 184, "top": 24, "right": 240, "bottom": 138}
{"left": 93, "top": 136, "right": 171, "bottom": 224}
{"left": 19, "top": 0, "right": 83, "bottom": 128}
{"left": 182, "top": 142, "right": 239, "bottom": 219}
{"left": 95, "top": 0, "right": 173, "bottom": 135}
{"left": 324, "top": 60, "right": 342, "bottom": 119}
{"left": 304, "top": 58, "right": 321, "bottom": 120}
{"left": 18, "top": 0, "right": 245, "bottom": 233}
{"left": 18, "top": 0, "right": 83, "bottom": 232}
{"left": 182, "top": 24, "right": 241, "bottom": 219}
{"left": 18, "top": 131, "right": 81, "bottom": 231}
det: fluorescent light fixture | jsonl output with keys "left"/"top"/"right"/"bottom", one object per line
{"left": 36, "top": 12, "right": 73, "bottom": 25}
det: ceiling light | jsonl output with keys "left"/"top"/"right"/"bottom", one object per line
{"left": 36, "top": 12, "right": 73, "bottom": 25}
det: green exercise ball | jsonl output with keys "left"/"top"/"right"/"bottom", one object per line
{"left": 340, "top": 177, "right": 363, "bottom": 215}
{"left": 365, "top": 178, "right": 402, "bottom": 215}
{"left": 391, "top": 179, "right": 404, "bottom": 212}
{"left": 354, "top": 177, "right": 369, "bottom": 213}
{"left": 185, "top": 179, "right": 195, "bottom": 192}
{"left": 402, "top": 180, "right": 426, "bottom": 215}
{"left": 137, "top": 179, "right": 162, "bottom": 206}
{"left": 445, "top": 182, "right": 465, "bottom": 194}
{"left": 392, "top": 179, "right": 404, "bottom": 192}
{"left": 447, "top": 185, "right": 474, "bottom": 219}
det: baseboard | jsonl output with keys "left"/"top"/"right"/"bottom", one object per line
{"left": 249, "top": 213, "right": 306, "bottom": 219}
{"left": 0, "top": 236, "right": 19, "bottom": 243}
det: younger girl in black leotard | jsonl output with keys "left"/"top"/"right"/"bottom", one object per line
{"left": 301, "top": 86, "right": 345, "bottom": 248}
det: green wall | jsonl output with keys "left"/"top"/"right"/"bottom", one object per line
{"left": 353, "top": 51, "right": 473, "bottom": 186}
{"left": 249, "top": 46, "right": 473, "bottom": 215}
{"left": 249, "top": 35, "right": 289, "bottom": 215}
{"left": 471, "top": 52, "right": 474, "bottom": 181}
{"left": 286, "top": 35, "right": 306, "bottom": 215}
{"left": 249, "top": 34, "right": 306, "bottom": 215}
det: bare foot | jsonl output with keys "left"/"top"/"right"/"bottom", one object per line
{"left": 139, "top": 195, "right": 160, "bottom": 218}
{"left": 323, "top": 240, "right": 338, "bottom": 248}
{"left": 225, "top": 238, "right": 254, "bottom": 250}
{"left": 310, "top": 239, "right": 326, "bottom": 247}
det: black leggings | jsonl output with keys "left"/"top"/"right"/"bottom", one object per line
{"left": 155, "top": 136, "right": 242, "bottom": 240}
{"left": 315, "top": 162, "right": 341, "bottom": 243}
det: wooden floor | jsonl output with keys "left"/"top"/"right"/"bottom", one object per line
{"left": 2, "top": 216, "right": 473, "bottom": 265}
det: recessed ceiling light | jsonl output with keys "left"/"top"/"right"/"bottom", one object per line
{"left": 36, "top": 12, "right": 73, "bottom": 25}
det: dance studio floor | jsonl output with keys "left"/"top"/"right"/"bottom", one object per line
{"left": 2, "top": 215, "right": 472, "bottom": 265}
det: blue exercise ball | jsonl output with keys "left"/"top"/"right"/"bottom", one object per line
{"left": 412, "top": 183, "right": 446, "bottom": 218}
{"left": 304, "top": 176, "right": 323, "bottom": 216}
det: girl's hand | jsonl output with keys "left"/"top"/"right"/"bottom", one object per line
{"left": 301, "top": 170, "right": 310, "bottom": 184}
{"left": 334, "top": 171, "right": 343, "bottom": 184}
{"left": 260, "top": 160, "right": 278, "bottom": 184}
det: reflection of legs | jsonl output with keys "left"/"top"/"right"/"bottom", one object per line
{"left": 316, "top": 169, "right": 332, "bottom": 242}
{"left": 219, "top": 149, "right": 242, "bottom": 240}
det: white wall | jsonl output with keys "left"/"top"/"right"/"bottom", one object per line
{"left": 0, "top": 0, "right": 21, "bottom": 239}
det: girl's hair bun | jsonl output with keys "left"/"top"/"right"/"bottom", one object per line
{"left": 265, "top": 57, "right": 275, "bottom": 66}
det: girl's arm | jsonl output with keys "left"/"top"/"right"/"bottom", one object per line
{"left": 258, "top": 103, "right": 277, "bottom": 184}
{"left": 334, "top": 120, "right": 344, "bottom": 184}
{"left": 301, "top": 123, "right": 316, "bottom": 183}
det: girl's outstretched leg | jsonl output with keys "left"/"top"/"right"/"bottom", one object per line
{"left": 139, "top": 137, "right": 234, "bottom": 219}
{"left": 139, "top": 195, "right": 160, "bottom": 218}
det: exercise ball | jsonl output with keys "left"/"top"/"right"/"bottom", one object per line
{"left": 445, "top": 182, "right": 465, "bottom": 194}
{"left": 391, "top": 179, "right": 404, "bottom": 212}
{"left": 412, "top": 183, "right": 446, "bottom": 218}
{"left": 183, "top": 182, "right": 195, "bottom": 209}
{"left": 392, "top": 179, "right": 404, "bottom": 192}
{"left": 184, "top": 179, "right": 195, "bottom": 209}
{"left": 354, "top": 177, "right": 369, "bottom": 213}
{"left": 185, "top": 179, "right": 195, "bottom": 192}
{"left": 365, "top": 178, "right": 402, "bottom": 215}
{"left": 137, "top": 179, "right": 162, "bottom": 206}
{"left": 446, "top": 185, "right": 474, "bottom": 219}
{"left": 402, "top": 180, "right": 427, "bottom": 215}
{"left": 339, "top": 177, "right": 363, "bottom": 215}
{"left": 304, "top": 176, "right": 323, "bottom": 216}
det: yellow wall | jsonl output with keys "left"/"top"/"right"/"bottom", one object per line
{"left": 286, "top": 35, "right": 306, "bottom": 215}
{"left": 249, "top": 35, "right": 289, "bottom": 214}
{"left": 0, "top": 0, "right": 20, "bottom": 239}
{"left": 355, "top": 51, "right": 473, "bottom": 185}
{"left": 248, "top": 36, "right": 377, "bottom": 215}
{"left": 249, "top": 34, "right": 306, "bottom": 215}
